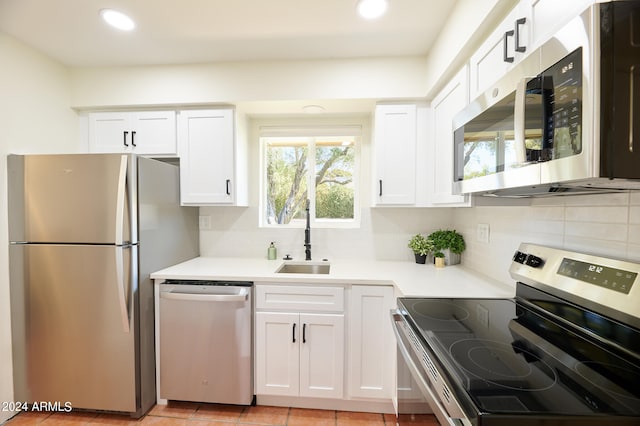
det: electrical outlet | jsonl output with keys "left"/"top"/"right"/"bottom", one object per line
{"left": 477, "top": 305, "right": 489, "bottom": 328}
{"left": 477, "top": 223, "right": 490, "bottom": 244}
{"left": 199, "top": 215, "right": 211, "bottom": 230}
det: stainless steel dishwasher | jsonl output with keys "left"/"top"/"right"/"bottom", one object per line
{"left": 158, "top": 280, "right": 253, "bottom": 405}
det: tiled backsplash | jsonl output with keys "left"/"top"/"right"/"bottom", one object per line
{"left": 199, "top": 193, "right": 640, "bottom": 287}
{"left": 454, "top": 192, "right": 640, "bottom": 285}
{"left": 199, "top": 206, "right": 454, "bottom": 262}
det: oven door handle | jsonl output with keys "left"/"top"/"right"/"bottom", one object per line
{"left": 391, "top": 311, "right": 466, "bottom": 426}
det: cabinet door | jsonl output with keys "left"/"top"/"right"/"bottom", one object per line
{"left": 469, "top": 4, "right": 530, "bottom": 99}
{"left": 130, "top": 111, "right": 176, "bottom": 155}
{"left": 431, "top": 67, "right": 471, "bottom": 206}
{"left": 88, "top": 111, "right": 177, "bottom": 155}
{"left": 373, "top": 104, "right": 417, "bottom": 205}
{"left": 299, "top": 313, "right": 344, "bottom": 399}
{"left": 179, "top": 109, "right": 235, "bottom": 205}
{"left": 255, "top": 312, "right": 300, "bottom": 397}
{"left": 88, "top": 112, "right": 130, "bottom": 153}
{"left": 348, "top": 286, "right": 394, "bottom": 399}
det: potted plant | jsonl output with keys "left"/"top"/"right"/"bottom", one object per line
{"left": 427, "top": 229, "right": 466, "bottom": 265}
{"left": 408, "top": 234, "right": 435, "bottom": 264}
{"left": 434, "top": 251, "right": 445, "bottom": 268}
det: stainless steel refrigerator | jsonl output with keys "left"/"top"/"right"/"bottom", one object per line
{"left": 7, "top": 154, "right": 199, "bottom": 417}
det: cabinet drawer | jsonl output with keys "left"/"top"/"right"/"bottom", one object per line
{"left": 256, "top": 285, "right": 344, "bottom": 312}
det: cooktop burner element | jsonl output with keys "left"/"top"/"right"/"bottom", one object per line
{"left": 448, "top": 338, "right": 557, "bottom": 391}
{"left": 412, "top": 300, "right": 470, "bottom": 320}
{"left": 395, "top": 243, "right": 640, "bottom": 425}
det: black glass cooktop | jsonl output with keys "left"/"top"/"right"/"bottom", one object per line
{"left": 398, "top": 292, "right": 640, "bottom": 418}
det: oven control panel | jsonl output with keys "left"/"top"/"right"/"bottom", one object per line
{"left": 557, "top": 257, "right": 637, "bottom": 294}
{"left": 510, "top": 243, "right": 640, "bottom": 322}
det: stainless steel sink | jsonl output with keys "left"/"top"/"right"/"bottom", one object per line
{"left": 276, "top": 262, "right": 331, "bottom": 274}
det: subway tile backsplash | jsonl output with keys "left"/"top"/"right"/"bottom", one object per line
{"left": 198, "top": 192, "right": 640, "bottom": 287}
{"left": 455, "top": 192, "right": 640, "bottom": 284}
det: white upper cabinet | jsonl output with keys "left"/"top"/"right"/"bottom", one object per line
{"left": 527, "top": 0, "right": 594, "bottom": 50}
{"left": 373, "top": 104, "right": 417, "bottom": 206}
{"left": 178, "top": 108, "right": 248, "bottom": 206}
{"left": 88, "top": 111, "right": 177, "bottom": 155}
{"left": 469, "top": 2, "right": 531, "bottom": 100}
{"left": 430, "top": 67, "right": 471, "bottom": 206}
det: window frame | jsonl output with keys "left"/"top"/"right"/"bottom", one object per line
{"left": 259, "top": 125, "right": 361, "bottom": 229}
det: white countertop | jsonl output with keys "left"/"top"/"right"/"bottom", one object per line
{"left": 151, "top": 257, "right": 516, "bottom": 298}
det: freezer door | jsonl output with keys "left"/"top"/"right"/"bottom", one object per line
{"left": 8, "top": 154, "right": 132, "bottom": 244}
{"left": 9, "top": 244, "right": 137, "bottom": 412}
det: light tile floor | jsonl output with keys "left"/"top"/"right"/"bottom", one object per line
{"left": 3, "top": 401, "right": 440, "bottom": 426}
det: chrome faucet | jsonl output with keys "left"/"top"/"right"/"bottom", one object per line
{"left": 304, "top": 199, "right": 311, "bottom": 261}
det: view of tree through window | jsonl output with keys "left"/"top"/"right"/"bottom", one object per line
{"left": 263, "top": 136, "right": 356, "bottom": 225}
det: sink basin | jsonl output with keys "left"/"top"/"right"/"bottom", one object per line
{"left": 276, "top": 262, "right": 331, "bottom": 274}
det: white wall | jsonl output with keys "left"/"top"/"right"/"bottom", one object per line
{"left": 0, "top": 32, "right": 78, "bottom": 424}
{"left": 69, "top": 57, "right": 428, "bottom": 109}
{"left": 199, "top": 115, "right": 455, "bottom": 261}
{"left": 454, "top": 193, "right": 640, "bottom": 285}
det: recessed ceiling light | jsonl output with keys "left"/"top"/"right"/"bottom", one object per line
{"left": 357, "top": 0, "right": 388, "bottom": 20}
{"left": 100, "top": 9, "right": 135, "bottom": 31}
{"left": 302, "top": 105, "right": 326, "bottom": 114}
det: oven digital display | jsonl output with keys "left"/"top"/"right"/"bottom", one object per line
{"left": 557, "top": 258, "right": 637, "bottom": 294}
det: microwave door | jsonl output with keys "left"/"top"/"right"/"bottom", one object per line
{"left": 454, "top": 87, "right": 542, "bottom": 195}
{"left": 515, "top": 76, "right": 545, "bottom": 167}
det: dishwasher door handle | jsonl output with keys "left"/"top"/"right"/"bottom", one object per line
{"left": 160, "top": 288, "right": 248, "bottom": 302}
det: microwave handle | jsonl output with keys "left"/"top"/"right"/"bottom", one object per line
{"left": 514, "top": 78, "right": 529, "bottom": 165}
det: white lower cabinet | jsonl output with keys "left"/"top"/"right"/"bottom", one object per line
{"left": 255, "top": 283, "right": 395, "bottom": 408}
{"left": 255, "top": 311, "right": 344, "bottom": 398}
{"left": 347, "top": 285, "right": 394, "bottom": 400}
{"left": 255, "top": 284, "right": 345, "bottom": 399}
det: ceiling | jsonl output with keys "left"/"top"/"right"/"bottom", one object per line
{"left": 0, "top": 0, "right": 457, "bottom": 67}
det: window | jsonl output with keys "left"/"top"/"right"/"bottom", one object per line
{"left": 260, "top": 126, "right": 360, "bottom": 227}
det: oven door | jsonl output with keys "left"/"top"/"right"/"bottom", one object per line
{"left": 391, "top": 311, "right": 471, "bottom": 426}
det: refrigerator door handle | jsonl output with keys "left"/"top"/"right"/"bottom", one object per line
{"left": 115, "top": 245, "right": 131, "bottom": 332}
{"left": 115, "top": 155, "right": 128, "bottom": 245}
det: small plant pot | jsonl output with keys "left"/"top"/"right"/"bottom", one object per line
{"left": 434, "top": 257, "right": 445, "bottom": 268}
{"left": 414, "top": 253, "right": 427, "bottom": 264}
{"left": 443, "top": 249, "right": 461, "bottom": 266}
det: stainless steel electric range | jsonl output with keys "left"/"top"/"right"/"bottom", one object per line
{"left": 392, "top": 243, "right": 640, "bottom": 426}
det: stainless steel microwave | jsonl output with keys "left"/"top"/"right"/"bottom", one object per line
{"left": 453, "top": 1, "right": 640, "bottom": 197}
